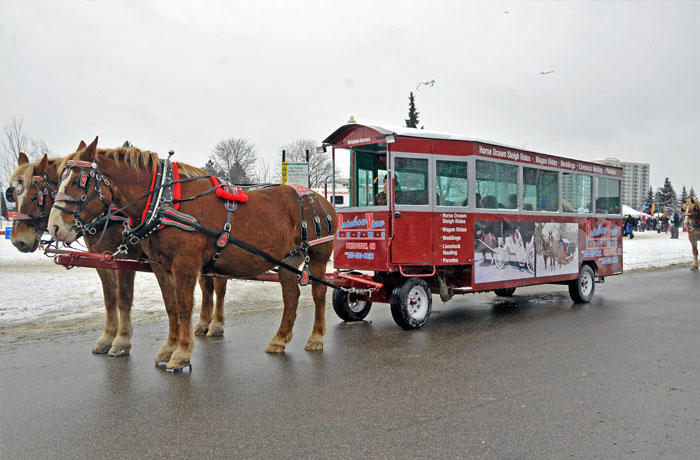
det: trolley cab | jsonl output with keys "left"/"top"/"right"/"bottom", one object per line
{"left": 323, "top": 123, "right": 623, "bottom": 329}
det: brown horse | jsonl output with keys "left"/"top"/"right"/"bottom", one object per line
{"left": 683, "top": 198, "right": 700, "bottom": 271}
{"left": 8, "top": 147, "right": 227, "bottom": 357}
{"left": 539, "top": 231, "right": 563, "bottom": 272}
{"left": 48, "top": 138, "right": 337, "bottom": 370}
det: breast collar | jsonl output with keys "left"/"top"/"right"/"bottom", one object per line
{"left": 121, "top": 159, "right": 180, "bottom": 246}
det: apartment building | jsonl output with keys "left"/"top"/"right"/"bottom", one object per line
{"left": 593, "top": 157, "right": 650, "bottom": 210}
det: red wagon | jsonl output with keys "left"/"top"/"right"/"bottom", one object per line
{"left": 322, "top": 123, "right": 624, "bottom": 329}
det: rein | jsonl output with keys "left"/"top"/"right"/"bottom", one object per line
{"left": 57, "top": 156, "right": 339, "bottom": 290}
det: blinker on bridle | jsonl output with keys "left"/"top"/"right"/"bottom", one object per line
{"left": 53, "top": 160, "right": 113, "bottom": 235}
{"left": 6, "top": 175, "right": 56, "bottom": 231}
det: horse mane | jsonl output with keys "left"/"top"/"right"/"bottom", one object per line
{"left": 176, "top": 163, "right": 207, "bottom": 178}
{"left": 58, "top": 147, "right": 206, "bottom": 178}
{"left": 10, "top": 157, "right": 63, "bottom": 187}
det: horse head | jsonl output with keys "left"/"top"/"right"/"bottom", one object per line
{"left": 684, "top": 198, "right": 700, "bottom": 229}
{"left": 48, "top": 137, "right": 114, "bottom": 243}
{"left": 8, "top": 153, "right": 61, "bottom": 252}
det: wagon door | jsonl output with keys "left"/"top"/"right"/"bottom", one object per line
{"left": 390, "top": 154, "right": 433, "bottom": 264}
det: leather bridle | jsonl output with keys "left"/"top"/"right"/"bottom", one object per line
{"left": 52, "top": 160, "right": 114, "bottom": 235}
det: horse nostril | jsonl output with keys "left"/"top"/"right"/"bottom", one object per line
{"left": 51, "top": 225, "right": 59, "bottom": 238}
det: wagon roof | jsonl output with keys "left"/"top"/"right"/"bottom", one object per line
{"left": 323, "top": 123, "right": 623, "bottom": 174}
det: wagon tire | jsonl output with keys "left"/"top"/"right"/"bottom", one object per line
{"left": 569, "top": 264, "right": 595, "bottom": 303}
{"left": 390, "top": 278, "right": 432, "bottom": 330}
{"left": 332, "top": 289, "right": 372, "bottom": 321}
{"left": 494, "top": 287, "right": 516, "bottom": 297}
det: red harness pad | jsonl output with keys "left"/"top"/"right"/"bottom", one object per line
{"left": 210, "top": 177, "right": 249, "bottom": 202}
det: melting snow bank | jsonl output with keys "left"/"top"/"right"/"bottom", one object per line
{"left": 0, "top": 230, "right": 695, "bottom": 330}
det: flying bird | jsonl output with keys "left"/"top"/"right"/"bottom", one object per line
{"left": 416, "top": 79, "right": 436, "bottom": 90}
{"left": 540, "top": 70, "right": 554, "bottom": 75}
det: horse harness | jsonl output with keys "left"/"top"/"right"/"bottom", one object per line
{"left": 53, "top": 160, "right": 115, "bottom": 235}
{"left": 6, "top": 173, "right": 58, "bottom": 233}
{"left": 59, "top": 158, "right": 336, "bottom": 288}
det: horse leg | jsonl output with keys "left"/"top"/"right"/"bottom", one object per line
{"left": 266, "top": 255, "right": 303, "bottom": 353}
{"left": 167, "top": 263, "right": 199, "bottom": 369}
{"left": 304, "top": 258, "right": 328, "bottom": 351}
{"left": 207, "top": 277, "right": 227, "bottom": 337}
{"left": 195, "top": 276, "right": 214, "bottom": 336}
{"left": 93, "top": 268, "right": 118, "bottom": 354}
{"left": 108, "top": 269, "right": 136, "bottom": 357}
{"left": 151, "top": 265, "right": 180, "bottom": 363}
{"left": 691, "top": 234, "right": 698, "bottom": 271}
{"left": 167, "top": 261, "right": 199, "bottom": 369}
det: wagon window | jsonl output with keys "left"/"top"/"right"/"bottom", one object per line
{"left": 352, "top": 149, "right": 386, "bottom": 207}
{"left": 436, "top": 160, "right": 468, "bottom": 206}
{"left": 475, "top": 160, "right": 518, "bottom": 209}
{"left": 596, "top": 177, "right": 621, "bottom": 214}
{"left": 562, "top": 173, "right": 592, "bottom": 213}
{"left": 523, "top": 167, "right": 558, "bottom": 212}
{"left": 394, "top": 157, "right": 428, "bottom": 205}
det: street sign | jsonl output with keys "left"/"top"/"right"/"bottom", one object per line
{"left": 282, "top": 162, "right": 309, "bottom": 188}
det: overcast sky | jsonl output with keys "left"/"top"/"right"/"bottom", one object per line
{"left": 1, "top": 0, "right": 698, "bottom": 192}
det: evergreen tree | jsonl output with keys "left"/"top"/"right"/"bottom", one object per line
{"left": 642, "top": 186, "right": 654, "bottom": 213}
{"left": 689, "top": 186, "right": 697, "bottom": 201}
{"left": 658, "top": 177, "right": 678, "bottom": 213}
{"left": 122, "top": 140, "right": 133, "bottom": 148}
{"left": 680, "top": 186, "right": 688, "bottom": 207}
{"left": 405, "top": 92, "right": 420, "bottom": 128}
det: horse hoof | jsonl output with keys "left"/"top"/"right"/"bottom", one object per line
{"left": 194, "top": 323, "right": 209, "bottom": 336}
{"left": 265, "top": 343, "right": 286, "bottom": 353}
{"left": 155, "top": 351, "right": 174, "bottom": 362}
{"left": 92, "top": 338, "right": 113, "bottom": 354}
{"left": 108, "top": 347, "right": 130, "bottom": 357}
{"left": 304, "top": 341, "right": 324, "bottom": 351}
{"left": 206, "top": 325, "right": 224, "bottom": 337}
{"left": 691, "top": 266, "right": 699, "bottom": 271}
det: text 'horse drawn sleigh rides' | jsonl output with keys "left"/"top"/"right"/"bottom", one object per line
{"left": 45, "top": 137, "right": 376, "bottom": 372}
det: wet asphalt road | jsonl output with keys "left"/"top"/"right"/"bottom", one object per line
{"left": 1, "top": 267, "right": 699, "bottom": 459}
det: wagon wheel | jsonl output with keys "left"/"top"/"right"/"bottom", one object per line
{"left": 390, "top": 278, "right": 432, "bottom": 329}
{"left": 494, "top": 248, "right": 506, "bottom": 269}
{"left": 332, "top": 289, "right": 372, "bottom": 321}
{"left": 569, "top": 264, "right": 595, "bottom": 303}
{"left": 526, "top": 246, "right": 535, "bottom": 274}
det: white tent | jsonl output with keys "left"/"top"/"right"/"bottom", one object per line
{"left": 623, "top": 205, "right": 652, "bottom": 218}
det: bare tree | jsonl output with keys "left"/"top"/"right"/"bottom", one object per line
{"left": 206, "top": 138, "right": 258, "bottom": 184}
{"left": 279, "top": 138, "right": 338, "bottom": 188}
{"left": 253, "top": 157, "right": 276, "bottom": 184}
{"left": 1, "top": 117, "right": 50, "bottom": 187}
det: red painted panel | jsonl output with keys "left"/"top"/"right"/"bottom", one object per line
{"left": 391, "top": 212, "right": 433, "bottom": 264}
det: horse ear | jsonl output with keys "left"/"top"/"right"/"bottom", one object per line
{"left": 76, "top": 140, "right": 87, "bottom": 151}
{"left": 80, "top": 136, "right": 99, "bottom": 161}
{"left": 35, "top": 154, "right": 49, "bottom": 175}
{"left": 18, "top": 152, "right": 29, "bottom": 165}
